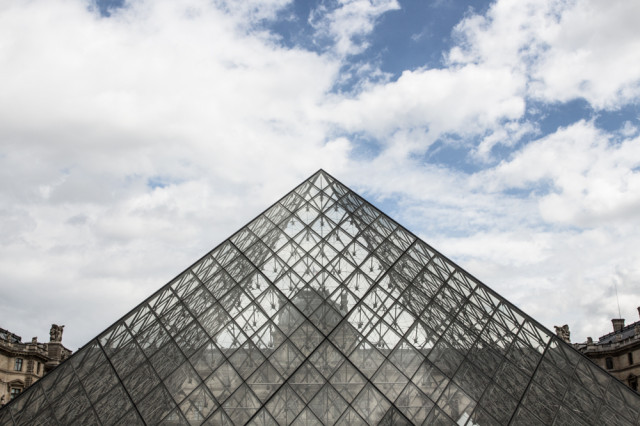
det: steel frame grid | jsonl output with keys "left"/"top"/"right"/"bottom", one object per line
{"left": 1, "top": 169, "right": 639, "bottom": 426}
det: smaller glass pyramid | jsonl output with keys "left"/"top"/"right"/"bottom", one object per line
{"left": 1, "top": 170, "right": 639, "bottom": 425}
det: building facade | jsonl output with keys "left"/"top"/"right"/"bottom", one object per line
{"left": 575, "top": 309, "right": 640, "bottom": 392}
{"left": 0, "top": 325, "right": 72, "bottom": 406}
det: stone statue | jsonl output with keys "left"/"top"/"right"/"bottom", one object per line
{"left": 49, "top": 324, "right": 64, "bottom": 342}
{"left": 554, "top": 324, "right": 571, "bottom": 343}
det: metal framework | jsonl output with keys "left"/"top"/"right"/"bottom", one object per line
{"left": 1, "top": 170, "right": 639, "bottom": 425}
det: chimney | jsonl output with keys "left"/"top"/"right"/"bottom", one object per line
{"left": 637, "top": 306, "right": 640, "bottom": 319}
{"left": 612, "top": 318, "right": 625, "bottom": 333}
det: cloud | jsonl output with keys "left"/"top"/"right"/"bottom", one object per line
{"left": 483, "top": 120, "right": 640, "bottom": 226}
{"left": 328, "top": 64, "right": 526, "bottom": 146}
{"left": 310, "top": 0, "right": 400, "bottom": 57}
{"left": 450, "top": 0, "right": 640, "bottom": 109}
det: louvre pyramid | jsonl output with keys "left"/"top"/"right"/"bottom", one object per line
{"left": 2, "top": 170, "right": 640, "bottom": 426}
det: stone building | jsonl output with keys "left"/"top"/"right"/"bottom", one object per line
{"left": 575, "top": 308, "right": 640, "bottom": 392}
{"left": 0, "top": 325, "right": 72, "bottom": 405}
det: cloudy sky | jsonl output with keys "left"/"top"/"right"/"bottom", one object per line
{"left": 1, "top": 0, "right": 639, "bottom": 350}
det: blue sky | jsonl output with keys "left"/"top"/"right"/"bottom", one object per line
{"left": 1, "top": 0, "right": 639, "bottom": 350}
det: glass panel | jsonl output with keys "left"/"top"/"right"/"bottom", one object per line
{"left": 268, "top": 339, "right": 305, "bottom": 377}
{"left": 372, "top": 360, "right": 409, "bottom": 401}
{"left": 308, "top": 384, "right": 349, "bottom": 425}
{"left": 266, "top": 384, "right": 305, "bottom": 425}
{"left": 246, "top": 361, "right": 283, "bottom": 402}
{"left": 478, "top": 382, "right": 519, "bottom": 424}
{"left": 395, "top": 382, "right": 434, "bottom": 424}
{"left": 312, "top": 336, "right": 349, "bottom": 371}
{"left": 274, "top": 303, "right": 305, "bottom": 336}
{"left": 334, "top": 407, "right": 367, "bottom": 425}
{"left": 230, "top": 227, "right": 257, "bottom": 250}
{"left": 288, "top": 361, "right": 325, "bottom": 403}
{"left": 494, "top": 359, "right": 529, "bottom": 402}
{"left": 308, "top": 302, "right": 342, "bottom": 335}
{"left": 352, "top": 383, "right": 391, "bottom": 424}
{"left": 203, "top": 270, "right": 236, "bottom": 299}
{"left": 189, "top": 340, "right": 225, "bottom": 380}
{"left": 349, "top": 341, "right": 386, "bottom": 379}
{"left": 388, "top": 340, "right": 423, "bottom": 379}
{"left": 198, "top": 303, "right": 232, "bottom": 339}
{"left": 150, "top": 341, "right": 187, "bottom": 380}
{"left": 411, "top": 360, "right": 449, "bottom": 402}
{"left": 182, "top": 285, "right": 216, "bottom": 318}
{"left": 123, "top": 361, "right": 161, "bottom": 403}
{"left": 262, "top": 227, "right": 291, "bottom": 253}
{"left": 192, "top": 256, "right": 221, "bottom": 288}
{"left": 264, "top": 202, "right": 292, "bottom": 226}
{"left": 171, "top": 273, "right": 201, "bottom": 299}
{"left": 427, "top": 338, "right": 464, "bottom": 378}
{"left": 174, "top": 320, "right": 209, "bottom": 358}
{"left": 164, "top": 362, "right": 201, "bottom": 404}
{"left": 246, "top": 408, "right": 278, "bottom": 426}
{"left": 94, "top": 385, "right": 134, "bottom": 426}
{"left": 533, "top": 358, "right": 571, "bottom": 401}
{"left": 210, "top": 241, "right": 240, "bottom": 267}
{"left": 110, "top": 339, "right": 147, "bottom": 378}
{"left": 251, "top": 321, "right": 286, "bottom": 352}
{"left": 329, "top": 321, "right": 363, "bottom": 356}
{"left": 291, "top": 407, "right": 322, "bottom": 425}
{"left": 244, "top": 240, "right": 273, "bottom": 267}
{"left": 452, "top": 360, "right": 491, "bottom": 402}
{"left": 222, "top": 384, "right": 261, "bottom": 425}
{"left": 201, "top": 408, "right": 233, "bottom": 426}
{"left": 562, "top": 381, "right": 601, "bottom": 421}
{"left": 205, "top": 362, "right": 243, "bottom": 404}
{"left": 135, "top": 319, "right": 171, "bottom": 356}
{"left": 227, "top": 341, "right": 266, "bottom": 380}
{"left": 289, "top": 321, "right": 324, "bottom": 357}
{"left": 51, "top": 379, "right": 92, "bottom": 424}
{"left": 436, "top": 382, "right": 475, "bottom": 425}
{"left": 329, "top": 359, "right": 367, "bottom": 403}
{"left": 78, "top": 355, "right": 119, "bottom": 404}
{"left": 137, "top": 384, "right": 176, "bottom": 425}
{"left": 521, "top": 382, "right": 560, "bottom": 424}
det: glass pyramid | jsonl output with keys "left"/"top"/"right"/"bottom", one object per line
{"left": 2, "top": 170, "right": 639, "bottom": 426}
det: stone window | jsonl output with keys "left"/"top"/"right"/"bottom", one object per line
{"left": 10, "top": 387, "right": 22, "bottom": 400}
{"left": 14, "top": 358, "right": 23, "bottom": 371}
{"left": 605, "top": 357, "right": 613, "bottom": 369}
{"left": 628, "top": 352, "right": 634, "bottom": 365}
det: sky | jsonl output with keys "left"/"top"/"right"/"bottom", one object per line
{"left": 1, "top": 0, "right": 639, "bottom": 351}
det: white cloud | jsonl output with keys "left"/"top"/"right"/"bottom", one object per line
{"left": 328, "top": 64, "right": 526, "bottom": 146}
{"left": 483, "top": 121, "right": 640, "bottom": 226}
{"left": 310, "top": 0, "right": 400, "bottom": 57}
{"left": 450, "top": 0, "right": 640, "bottom": 109}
